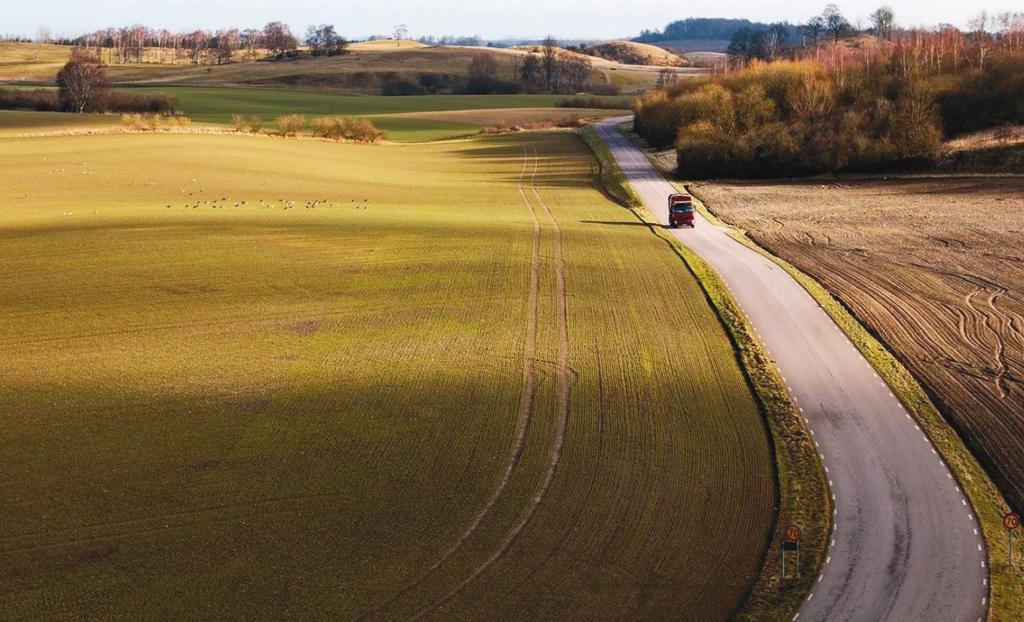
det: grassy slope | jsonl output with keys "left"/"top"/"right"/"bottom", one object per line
{"left": 0, "top": 130, "right": 773, "bottom": 620}
{"left": 0, "top": 42, "right": 69, "bottom": 80}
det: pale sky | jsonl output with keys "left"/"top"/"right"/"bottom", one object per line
{"left": 7, "top": 0, "right": 1017, "bottom": 40}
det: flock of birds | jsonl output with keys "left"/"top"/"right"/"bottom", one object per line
{"left": 165, "top": 190, "right": 372, "bottom": 211}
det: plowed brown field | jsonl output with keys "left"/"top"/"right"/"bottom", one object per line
{"left": 695, "top": 177, "right": 1024, "bottom": 513}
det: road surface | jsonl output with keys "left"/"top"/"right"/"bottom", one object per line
{"left": 595, "top": 117, "right": 988, "bottom": 622}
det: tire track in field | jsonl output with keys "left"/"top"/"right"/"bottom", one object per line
{"left": 353, "top": 148, "right": 543, "bottom": 622}
{"left": 408, "top": 145, "right": 572, "bottom": 620}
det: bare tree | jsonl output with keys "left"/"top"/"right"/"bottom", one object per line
{"left": 560, "top": 51, "right": 592, "bottom": 92}
{"left": 305, "top": 24, "right": 346, "bottom": 56}
{"left": 823, "top": 4, "right": 852, "bottom": 44}
{"left": 520, "top": 51, "right": 540, "bottom": 87}
{"left": 393, "top": 24, "right": 408, "bottom": 46}
{"left": 263, "top": 22, "right": 297, "bottom": 55}
{"left": 35, "top": 25, "right": 51, "bottom": 43}
{"left": 214, "top": 29, "right": 240, "bottom": 64}
{"left": 969, "top": 12, "right": 991, "bottom": 69}
{"left": 802, "top": 16, "right": 826, "bottom": 46}
{"left": 762, "top": 23, "right": 788, "bottom": 59}
{"left": 468, "top": 53, "right": 498, "bottom": 82}
{"left": 241, "top": 28, "right": 262, "bottom": 60}
{"left": 870, "top": 6, "right": 896, "bottom": 39}
{"left": 56, "top": 48, "right": 107, "bottom": 113}
{"left": 541, "top": 36, "right": 559, "bottom": 92}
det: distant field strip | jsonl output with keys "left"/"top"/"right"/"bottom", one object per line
{"left": 1, "top": 131, "right": 772, "bottom": 620}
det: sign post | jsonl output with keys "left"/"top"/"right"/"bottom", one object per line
{"left": 1005, "top": 512, "right": 1020, "bottom": 567}
{"left": 780, "top": 524, "right": 803, "bottom": 579}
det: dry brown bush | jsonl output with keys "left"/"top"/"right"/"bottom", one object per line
{"left": 276, "top": 114, "right": 305, "bottom": 136}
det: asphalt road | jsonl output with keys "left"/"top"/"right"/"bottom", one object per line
{"left": 595, "top": 117, "right": 988, "bottom": 622}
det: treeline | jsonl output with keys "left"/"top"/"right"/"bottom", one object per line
{"left": 0, "top": 88, "right": 176, "bottom": 114}
{"left": 416, "top": 35, "right": 483, "bottom": 46}
{"left": 463, "top": 39, "right": 601, "bottom": 94}
{"left": 636, "top": 18, "right": 799, "bottom": 43}
{"left": 632, "top": 6, "right": 1024, "bottom": 178}
{"left": 60, "top": 22, "right": 345, "bottom": 65}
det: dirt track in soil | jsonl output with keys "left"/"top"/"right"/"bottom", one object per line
{"left": 696, "top": 176, "right": 1024, "bottom": 513}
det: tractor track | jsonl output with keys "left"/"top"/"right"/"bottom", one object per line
{"left": 407, "top": 144, "right": 572, "bottom": 621}
{"left": 354, "top": 147, "right": 548, "bottom": 622}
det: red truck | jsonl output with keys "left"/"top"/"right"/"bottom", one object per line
{"left": 668, "top": 193, "right": 696, "bottom": 228}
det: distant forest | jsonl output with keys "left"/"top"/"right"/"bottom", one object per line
{"left": 635, "top": 18, "right": 799, "bottom": 43}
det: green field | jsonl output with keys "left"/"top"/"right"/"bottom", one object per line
{"left": 132, "top": 86, "right": 630, "bottom": 140}
{"left": 0, "top": 87, "right": 631, "bottom": 142}
{"left": 0, "top": 130, "right": 772, "bottom": 620}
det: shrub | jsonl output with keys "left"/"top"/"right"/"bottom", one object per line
{"left": 97, "top": 91, "right": 177, "bottom": 114}
{"left": 0, "top": 87, "right": 175, "bottom": 114}
{"left": 249, "top": 116, "right": 264, "bottom": 132}
{"left": 120, "top": 113, "right": 145, "bottom": 129}
{"left": 555, "top": 96, "right": 626, "bottom": 109}
{"left": 309, "top": 116, "right": 385, "bottom": 142}
{"left": 231, "top": 114, "right": 248, "bottom": 131}
{"left": 276, "top": 114, "right": 305, "bottom": 136}
{"left": 120, "top": 113, "right": 192, "bottom": 131}
{"left": 381, "top": 79, "right": 427, "bottom": 96}
{"left": 0, "top": 88, "right": 59, "bottom": 111}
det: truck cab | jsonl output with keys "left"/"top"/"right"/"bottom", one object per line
{"left": 668, "top": 193, "right": 696, "bottom": 228}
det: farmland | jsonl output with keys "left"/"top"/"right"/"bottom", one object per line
{"left": 0, "top": 88, "right": 630, "bottom": 142}
{"left": 694, "top": 177, "right": 1024, "bottom": 515}
{"left": 0, "top": 129, "right": 774, "bottom": 619}
{"left": 127, "top": 87, "right": 629, "bottom": 138}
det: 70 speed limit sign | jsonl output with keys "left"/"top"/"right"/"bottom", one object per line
{"left": 1006, "top": 512, "right": 1020, "bottom": 568}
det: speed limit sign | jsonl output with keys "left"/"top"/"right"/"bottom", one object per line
{"left": 780, "top": 524, "right": 803, "bottom": 579}
{"left": 1007, "top": 512, "right": 1020, "bottom": 567}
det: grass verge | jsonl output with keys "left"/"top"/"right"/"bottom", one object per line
{"left": 579, "top": 126, "right": 832, "bottom": 621}
{"left": 680, "top": 184, "right": 1024, "bottom": 622}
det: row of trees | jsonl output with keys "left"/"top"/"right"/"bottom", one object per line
{"left": 726, "top": 5, "right": 1024, "bottom": 65}
{"left": 633, "top": 15, "right": 1024, "bottom": 178}
{"left": 62, "top": 22, "right": 350, "bottom": 65}
{"left": 515, "top": 38, "right": 594, "bottom": 93}
{"left": 459, "top": 38, "right": 596, "bottom": 95}
{"left": 634, "top": 60, "right": 944, "bottom": 177}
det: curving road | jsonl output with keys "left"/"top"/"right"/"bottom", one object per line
{"left": 595, "top": 117, "right": 988, "bottom": 622}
